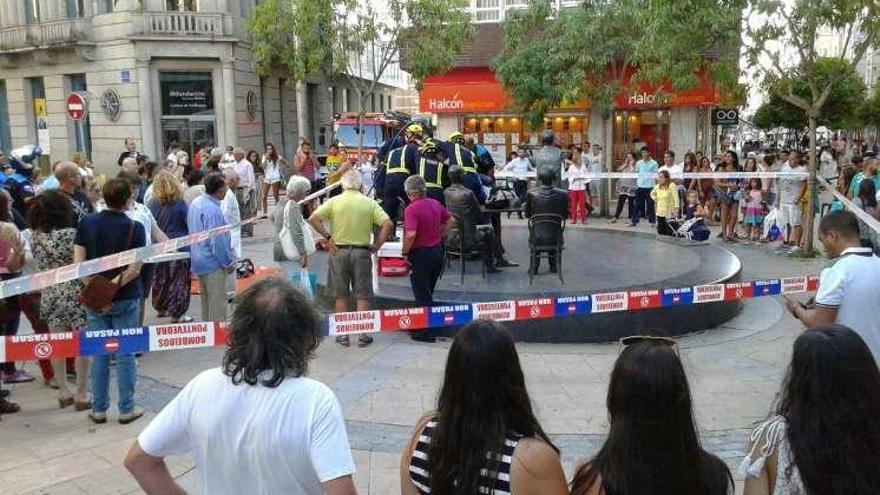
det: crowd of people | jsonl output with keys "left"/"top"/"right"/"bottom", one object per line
{"left": 120, "top": 270, "right": 880, "bottom": 495}
{"left": 0, "top": 135, "right": 360, "bottom": 423}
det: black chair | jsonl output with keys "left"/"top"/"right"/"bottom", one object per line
{"left": 528, "top": 213, "right": 565, "bottom": 284}
{"left": 443, "top": 213, "right": 487, "bottom": 284}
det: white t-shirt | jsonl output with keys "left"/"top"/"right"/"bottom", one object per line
{"left": 815, "top": 247, "right": 880, "bottom": 365}
{"left": 234, "top": 159, "right": 257, "bottom": 189}
{"left": 166, "top": 152, "right": 179, "bottom": 166}
{"left": 566, "top": 164, "right": 587, "bottom": 191}
{"left": 138, "top": 368, "right": 355, "bottom": 495}
{"left": 778, "top": 163, "right": 806, "bottom": 205}
{"left": 221, "top": 189, "right": 241, "bottom": 258}
{"left": 126, "top": 202, "right": 157, "bottom": 243}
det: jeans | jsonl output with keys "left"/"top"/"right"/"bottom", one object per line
{"left": 86, "top": 298, "right": 140, "bottom": 414}
{"left": 408, "top": 246, "right": 445, "bottom": 307}
{"left": 633, "top": 187, "right": 656, "bottom": 225}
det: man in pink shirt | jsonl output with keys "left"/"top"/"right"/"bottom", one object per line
{"left": 401, "top": 176, "right": 454, "bottom": 325}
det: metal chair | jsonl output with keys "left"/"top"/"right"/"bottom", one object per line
{"left": 528, "top": 213, "right": 565, "bottom": 284}
{"left": 443, "top": 213, "right": 487, "bottom": 284}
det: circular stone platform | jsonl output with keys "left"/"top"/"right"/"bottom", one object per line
{"left": 312, "top": 226, "right": 742, "bottom": 343}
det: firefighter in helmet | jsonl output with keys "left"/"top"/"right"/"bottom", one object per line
{"left": 438, "top": 131, "right": 486, "bottom": 204}
{"left": 379, "top": 122, "right": 423, "bottom": 222}
{"left": 415, "top": 138, "right": 449, "bottom": 205}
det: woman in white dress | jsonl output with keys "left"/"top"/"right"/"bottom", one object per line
{"left": 741, "top": 325, "right": 880, "bottom": 495}
{"left": 261, "top": 143, "right": 285, "bottom": 215}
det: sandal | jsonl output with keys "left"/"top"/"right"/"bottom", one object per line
{"left": 0, "top": 400, "right": 20, "bottom": 414}
{"left": 335, "top": 336, "right": 350, "bottom": 347}
{"left": 357, "top": 335, "right": 374, "bottom": 348}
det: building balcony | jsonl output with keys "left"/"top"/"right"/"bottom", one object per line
{"left": 470, "top": 0, "right": 580, "bottom": 23}
{"left": 0, "top": 19, "right": 91, "bottom": 52}
{"left": 133, "top": 11, "right": 233, "bottom": 38}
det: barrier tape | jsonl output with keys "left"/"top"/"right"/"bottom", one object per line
{"left": 326, "top": 275, "right": 819, "bottom": 336}
{"left": 495, "top": 171, "right": 810, "bottom": 180}
{"left": 0, "top": 274, "right": 820, "bottom": 361}
{"left": 0, "top": 181, "right": 342, "bottom": 300}
{"left": 817, "top": 176, "right": 880, "bottom": 235}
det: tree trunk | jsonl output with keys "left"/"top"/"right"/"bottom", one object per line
{"left": 601, "top": 114, "right": 610, "bottom": 216}
{"left": 802, "top": 113, "right": 818, "bottom": 256}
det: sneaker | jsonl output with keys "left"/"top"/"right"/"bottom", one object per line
{"left": 2, "top": 370, "right": 35, "bottom": 384}
{"left": 88, "top": 411, "right": 107, "bottom": 424}
{"left": 119, "top": 407, "right": 145, "bottom": 425}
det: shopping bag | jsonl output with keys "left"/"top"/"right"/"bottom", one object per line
{"left": 294, "top": 268, "right": 315, "bottom": 298}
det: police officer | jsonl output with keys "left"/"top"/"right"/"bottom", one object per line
{"left": 380, "top": 123, "right": 423, "bottom": 223}
{"left": 439, "top": 132, "right": 486, "bottom": 204}
{"left": 4, "top": 145, "right": 40, "bottom": 214}
{"left": 415, "top": 139, "right": 449, "bottom": 205}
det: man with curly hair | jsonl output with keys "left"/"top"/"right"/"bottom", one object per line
{"left": 125, "top": 278, "right": 356, "bottom": 495}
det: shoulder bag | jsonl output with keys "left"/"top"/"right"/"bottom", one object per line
{"left": 77, "top": 222, "right": 135, "bottom": 314}
{"left": 280, "top": 200, "right": 316, "bottom": 261}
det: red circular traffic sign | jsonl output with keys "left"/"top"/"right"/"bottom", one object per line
{"left": 67, "top": 92, "right": 88, "bottom": 121}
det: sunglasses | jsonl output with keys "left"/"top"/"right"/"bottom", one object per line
{"left": 618, "top": 335, "right": 678, "bottom": 354}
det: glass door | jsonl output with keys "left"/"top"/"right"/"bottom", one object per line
{"left": 161, "top": 118, "right": 191, "bottom": 159}
{"left": 189, "top": 118, "right": 215, "bottom": 157}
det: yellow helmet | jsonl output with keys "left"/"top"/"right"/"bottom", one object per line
{"left": 405, "top": 123, "right": 424, "bottom": 137}
{"left": 448, "top": 131, "right": 464, "bottom": 143}
{"left": 418, "top": 139, "right": 440, "bottom": 155}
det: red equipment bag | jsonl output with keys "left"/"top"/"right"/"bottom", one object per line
{"left": 378, "top": 257, "right": 410, "bottom": 277}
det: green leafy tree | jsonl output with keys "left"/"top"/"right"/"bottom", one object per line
{"left": 743, "top": 0, "right": 880, "bottom": 255}
{"left": 494, "top": 0, "right": 742, "bottom": 214}
{"left": 861, "top": 91, "right": 880, "bottom": 130}
{"left": 248, "top": 0, "right": 472, "bottom": 156}
{"left": 753, "top": 58, "right": 866, "bottom": 135}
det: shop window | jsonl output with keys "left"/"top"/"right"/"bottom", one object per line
{"left": 68, "top": 74, "right": 92, "bottom": 159}
{"left": 23, "top": 0, "right": 40, "bottom": 24}
{"left": 0, "top": 81, "right": 11, "bottom": 154}
{"left": 159, "top": 72, "right": 216, "bottom": 159}
{"left": 166, "top": 0, "right": 198, "bottom": 11}
{"left": 612, "top": 110, "right": 670, "bottom": 164}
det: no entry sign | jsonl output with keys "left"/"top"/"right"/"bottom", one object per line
{"left": 67, "top": 92, "right": 88, "bottom": 121}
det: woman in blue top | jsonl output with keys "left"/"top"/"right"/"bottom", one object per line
{"left": 147, "top": 171, "right": 190, "bottom": 323}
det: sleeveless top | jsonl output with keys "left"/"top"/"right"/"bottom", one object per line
{"left": 739, "top": 416, "right": 805, "bottom": 494}
{"left": 409, "top": 420, "right": 521, "bottom": 494}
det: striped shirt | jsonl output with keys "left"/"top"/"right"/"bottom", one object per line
{"left": 409, "top": 420, "right": 521, "bottom": 494}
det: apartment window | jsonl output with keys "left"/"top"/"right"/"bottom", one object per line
{"left": 379, "top": 93, "right": 385, "bottom": 112}
{"left": 66, "top": 0, "right": 85, "bottom": 18}
{"left": 24, "top": 0, "right": 40, "bottom": 24}
{"left": 166, "top": 0, "right": 198, "bottom": 11}
{"left": 387, "top": 95, "right": 392, "bottom": 110}
{"left": 345, "top": 89, "right": 353, "bottom": 112}
{"left": 0, "top": 82, "right": 11, "bottom": 154}
{"left": 68, "top": 74, "right": 93, "bottom": 158}
{"left": 370, "top": 93, "right": 376, "bottom": 112}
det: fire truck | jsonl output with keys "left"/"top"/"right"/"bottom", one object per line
{"left": 330, "top": 111, "right": 431, "bottom": 163}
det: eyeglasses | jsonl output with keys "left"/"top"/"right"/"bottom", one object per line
{"left": 618, "top": 335, "right": 678, "bottom": 354}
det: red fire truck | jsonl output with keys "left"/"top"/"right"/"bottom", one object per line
{"left": 331, "top": 111, "right": 412, "bottom": 162}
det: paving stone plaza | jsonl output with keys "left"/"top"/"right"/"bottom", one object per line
{"left": 0, "top": 220, "right": 826, "bottom": 494}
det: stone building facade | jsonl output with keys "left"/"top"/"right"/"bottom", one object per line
{"left": 0, "top": 0, "right": 406, "bottom": 175}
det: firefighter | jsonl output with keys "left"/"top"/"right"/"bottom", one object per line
{"left": 380, "top": 122, "right": 423, "bottom": 222}
{"left": 416, "top": 139, "right": 449, "bottom": 205}
{"left": 439, "top": 132, "right": 486, "bottom": 204}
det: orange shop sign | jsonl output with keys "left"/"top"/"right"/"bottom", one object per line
{"left": 420, "top": 68, "right": 509, "bottom": 114}
{"left": 613, "top": 66, "right": 719, "bottom": 109}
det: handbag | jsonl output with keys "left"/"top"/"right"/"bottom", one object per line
{"left": 486, "top": 185, "right": 517, "bottom": 210}
{"left": 77, "top": 222, "right": 134, "bottom": 314}
{"left": 294, "top": 268, "right": 315, "bottom": 298}
{"left": 280, "top": 200, "right": 316, "bottom": 261}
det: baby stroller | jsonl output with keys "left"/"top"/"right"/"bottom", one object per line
{"left": 669, "top": 217, "right": 711, "bottom": 241}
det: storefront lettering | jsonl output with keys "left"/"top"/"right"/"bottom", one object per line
{"left": 627, "top": 91, "right": 671, "bottom": 106}
{"left": 428, "top": 97, "right": 464, "bottom": 111}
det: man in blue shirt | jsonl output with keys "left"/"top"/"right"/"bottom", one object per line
{"left": 188, "top": 172, "right": 237, "bottom": 324}
{"left": 632, "top": 146, "right": 659, "bottom": 226}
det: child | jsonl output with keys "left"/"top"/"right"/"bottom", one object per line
{"left": 684, "top": 190, "right": 707, "bottom": 220}
{"left": 651, "top": 170, "right": 679, "bottom": 236}
{"left": 566, "top": 156, "right": 588, "bottom": 224}
{"left": 743, "top": 178, "right": 765, "bottom": 242}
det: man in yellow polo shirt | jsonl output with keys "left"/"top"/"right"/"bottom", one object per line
{"left": 309, "top": 170, "right": 394, "bottom": 347}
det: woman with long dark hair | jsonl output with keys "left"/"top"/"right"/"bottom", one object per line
{"left": 400, "top": 320, "right": 568, "bottom": 495}
{"left": 571, "top": 337, "right": 733, "bottom": 495}
{"left": 683, "top": 152, "right": 698, "bottom": 193}
{"left": 29, "top": 191, "right": 91, "bottom": 409}
{"left": 612, "top": 151, "right": 638, "bottom": 223}
{"left": 697, "top": 157, "right": 717, "bottom": 225}
{"left": 742, "top": 325, "right": 880, "bottom": 494}
{"left": 262, "top": 143, "right": 285, "bottom": 215}
{"left": 715, "top": 150, "right": 741, "bottom": 242}
{"left": 853, "top": 178, "right": 880, "bottom": 250}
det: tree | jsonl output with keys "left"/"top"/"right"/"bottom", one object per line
{"left": 753, "top": 58, "right": 866, "bottom": 135}
{"left": 743, "top": 0, "right": 880, "bottom": 255}
{"left": 493, "top": 0, "right": 742, "bottom": 214}
{"left": 861, "top": 91, "right": 880, "bottom": 130}
{"left": 248, "top": 0, "right": 472, "bottom": 158}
